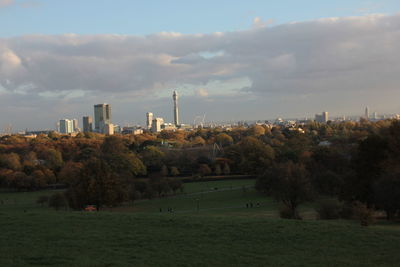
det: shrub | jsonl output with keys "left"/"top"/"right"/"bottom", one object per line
{"left": 279, "top": 206, "right": 302, "bottom": 220}
{"left": 316, "top": 199, "right": 341, "bottom": 220}
{"left": 353, "top": 201, "right": 375, "bottom": 226}
{"left": 48, "top": 192, "right": 67, "bottom": 210}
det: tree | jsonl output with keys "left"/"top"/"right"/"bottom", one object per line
{"left": 248, "top": 125, "right": 265, "bottom": 137}
{"left": 223, "top": 163, "right": 230, "bottom": 175}
{"left": 140, "top": 146, "right": 165, "bottom": 173}
{"left": 161, "top": 165, "right": 168, "bottom": 177}
{"left": 42, "top": 149, "right": 63, "bottom": 171}
{"left": 216, "top": 133, "right": 233, "bottom": 146}
{"left": 170, "top": 166, "right": 180, "bottom": 177}
{"left": 373, "top": 169, "right": 400, "bottom": 220}
{"left": 198, "top": 164, "right": 211, "bottom": 177}
{"left": 0, "top": 153, "right": 22, "bottom": 171}
{"left": 225, "top": 137, "right": 275, "bottom": 174}
{"left": 215, "top": 164, "right": 222, "bottom": 176}
{"left": 101, "top": 135, "right": 128, "bottom": 154}
{"left": 192, "top": 136, "right": 206, "bottom": 146}
{"left": 65, "top": 158, "right": 128, "bottom": 210}
{"left": 350, "top": 134, "right": 388, "bottom": 205}
{"left": 256, "top": 161, "right": 312, "bottom": 219}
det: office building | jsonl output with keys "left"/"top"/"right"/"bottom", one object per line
{"left": 59, "top": 119, "right": 73, "bottom": 134}
{"left": 146, "top": 112, "right": 153, "bottom": 130}
{"left": 365, "top": 106, "right": 369, "bottom": 120}
{"left": 104, "top": 123, "right": 114, "bottom": 135}
{"left": 94, "top": 103, "right": 111, "bottom": 133}
{"left": 151, "top": 118, "right": 164, "bottom": 132}
{"left": 315, "top": 111, "right": 329, "bottom": 123}
{"left": 83, "top": 116, "right": 93, "bottom": 132}
{"left": 72, "top": 119, "right": 79, "bottom": 132}
{"left": 173, "top": 90, "right": 179, "bottom": 126}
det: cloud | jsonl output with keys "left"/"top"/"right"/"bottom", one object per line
{"left": 195, "top": 88, "right": 209, "bottom": 97}
{"left": 252, "top": 17, "right": 274, "bottom": 28}
{"left": 0, "top": 0, "right": 14, "bottom": 8}
{"left": 1, "top": 14, "right": 400, "bottom": 129}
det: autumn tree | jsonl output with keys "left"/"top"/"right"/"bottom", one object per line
{"left": 225, "top": 137, "right": 275, "bottom": 174}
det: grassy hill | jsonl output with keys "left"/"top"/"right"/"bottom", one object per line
{"left": 1, "top": 179, "right": 400, "bottom": 266}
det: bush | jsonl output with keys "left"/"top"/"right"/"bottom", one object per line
{"left": 48, "top": 192, "right": 67, "bottom": 210}
{"left": 36, "top": 195, "right": 49, "bottom": 206}
{"left": 279, "top": 206, "right": 302, "bottom": 220}
{"left": 353, "top": 201, "right": 375, "bottom": 226}
{"left": 339, "top": 202, "right": 355, "bottom": 219}
{"left": 316, "top": 199, "right": 341, "bottom": 220}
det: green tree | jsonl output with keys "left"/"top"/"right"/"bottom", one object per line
{"left": 225, "top": 137, "right": 275, "bottom": 174}
{"left": 256, "top": 161, "right": 312, "bottom": 219}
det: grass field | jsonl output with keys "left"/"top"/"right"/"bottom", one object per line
{"left": 1, "top": 179, "right": 400, "bottom": 266}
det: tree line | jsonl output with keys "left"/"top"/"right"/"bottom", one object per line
{"left": 0, "top": 119, "right": 399, "bottom": 220}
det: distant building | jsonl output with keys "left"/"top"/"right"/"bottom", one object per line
{"left": 94, "top": 104, "right": 111, "bottom": 133}
{"left": 59, "top": 119, "right": 73, "bottom": 134}
{"left": 315, "top": 111, "right": 329, "bottom": 123}
{"left": 151, "top": 118, "right": 164, "bottom": 132}
{"left": 122, "top": 126, "right": 144, "bottom": 135}
{"left": 113, "top": 125, "right": 121, "bottom": 134}
{"left": 104, "top": 123, "right": 114, "bottom": 135}
{"left": 173, "top": 91, "right": 179, "bottom": 126}
{"left": 162, "top": 123, "right": 177, "bottom": 131}
{"left": 365, "top": 106, "right": 369, "bottom": 120}
{"left": 146, "top": 112, "right": 153, "bottom": 130}
{"left": 83, "top": 116, "right": 93, "bottom": 132}
{"left": 72, "top": 119, "right": 79, "bottom": 132}
{"left": 373, "top": 112, "right": 378, "bottom": 120}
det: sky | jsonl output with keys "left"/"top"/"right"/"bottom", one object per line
{"left": 1, "top": 0, "right": 400, "bottom": 131}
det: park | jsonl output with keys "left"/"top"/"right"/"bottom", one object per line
{"left": 1, "top": 178, "right": 400, "bottom": 266}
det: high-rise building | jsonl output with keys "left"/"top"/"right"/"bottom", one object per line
{"left": 59, "top": 119, "right": 73, "bottom": 134}
{"left": 322, "top": 111, "right": 329, "bottom": 123}
{"left": 83, "top": 116, "right": 93, "bottom": 132}
{"left": 94, "top": 104, "right": 111, "bottom": 133}
{"left": 173, "top": 90, "right": 179, "bottom": 126}
{"left": 151, "top": 118, "right": 164, "bottom": 132}
{"left": 365, "top": 106, "right": 369, "bottom": 120}
{"left": 72, "top": 119, "right": 79, "bottom": 132}
{"left": 146, "top": 112, "right": 153, "bottom": 130}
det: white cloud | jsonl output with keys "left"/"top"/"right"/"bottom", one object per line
{"left": 196, "top": 88, "right": 209, "bottom": 97}
{"left": 252, "top": 17, "right": 274, "bottom": 28}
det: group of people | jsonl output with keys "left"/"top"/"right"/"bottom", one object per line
{"left": 159, "top": 207, "right": 174, "bottom": 212}
{"left": 246, "top": 202, "right": 260, "bottom": 208}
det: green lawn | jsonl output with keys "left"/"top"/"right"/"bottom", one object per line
{"left": 0, "top": 179, "right": 400, "bottom": 266}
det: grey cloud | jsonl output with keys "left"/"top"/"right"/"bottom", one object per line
{"left": 1, "top": 14, "right": 400, "bottom": 130}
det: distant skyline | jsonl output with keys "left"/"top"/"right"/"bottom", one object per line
{"left": 1, "top": 1, "right": 400, "bottom": 130}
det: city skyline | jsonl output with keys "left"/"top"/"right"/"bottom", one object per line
{"left": 2, "top": 2, "right": 400, "bottom": 130}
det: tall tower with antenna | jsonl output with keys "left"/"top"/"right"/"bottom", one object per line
{"left": 173, "top": 90, "right": 179, "bottom": 126}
